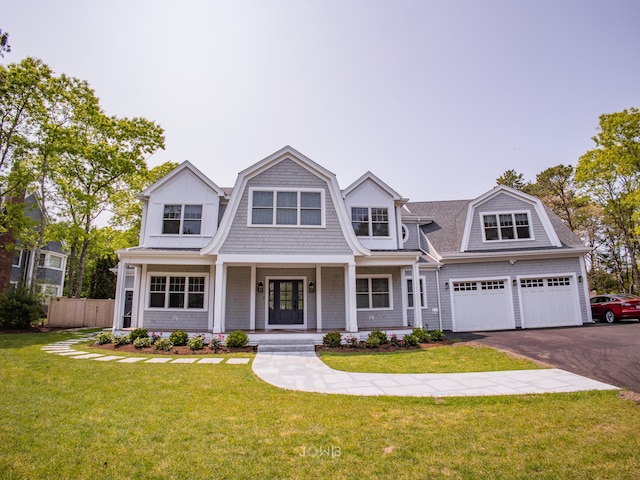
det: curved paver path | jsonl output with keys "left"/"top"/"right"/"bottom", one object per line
{"left": 252, "top": 351, "right": 619, "bottom": 397}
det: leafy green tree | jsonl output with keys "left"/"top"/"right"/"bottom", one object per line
{"left": 0, "top": 29, "right": 10, "bottom": 58}
{"left": 576, "top": 108, "right": 640, "bottom": 294}
{"left": 496, "top": 169, "right": 530, "bottom": 191}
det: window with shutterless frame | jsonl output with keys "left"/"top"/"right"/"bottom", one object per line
{"left": 481, "top": 212, "right": 532, "bottom": 242}
{"left": 148, "top": 274, "right": 207, "bottom": 309}
{"left": 356, "top": 275, "right": 393, "bottom": 310}
{"left": 162, "top": 204, "right": 203, "bottom": 235}
{"left": 249, "top": 188, "right": 324, "bottom": 227}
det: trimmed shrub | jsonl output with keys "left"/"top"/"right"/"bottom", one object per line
{"left": 402, "top": 333, "right": 419, "bottom": 347}
{"left": 154, "top": 338, "right": 172, "bottom": 351}
{"left": 429, "top": 329, "right": 445, "bottom": 342}
{"left": 150, "top": 332, "right": 163, "bottom": 344}
{"left": 365, "top": 335, "right": 381, "bottom": 349}
{"left": 225, "top": 330, "right": 249, "bottom": 348}
{"left": 368, "top": 329, "right": 388, "bottom": 345}
{"left": 95, "top": 332, "right": 114, "bottom": 345}
{"left": 0, "top": 287, "right": 44, "bottom": 329}
{"left": 344, "top": 334, "right": 360, "bottom": 348}
{"left": 187, "top": 334, "right": 205, "bottom": 351}
{"left": 322, "top": 331, "right": 342, "bottom": 348}
{"left": 412, "top": 327, "right": 430, "bottom": 344}
{"left": 169, "top": 330, "right": 189, "bottom": 346}
{"left": 389, "top": 333, "right": 401, "bottom": 347}
{"left": 128, "top": 328, "right": 149, "bottom": 342}
{"left": 114, "top": 334, "right": 131, "bottom": 346}
{"left": 133, "top": 336, "right": 151, "bottom": 349}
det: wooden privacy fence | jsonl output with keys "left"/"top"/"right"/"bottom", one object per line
{"left": 47, "top": 298, "right": 114, "bottom": 328}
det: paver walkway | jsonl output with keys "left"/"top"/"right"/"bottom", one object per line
{"left": 252, "top": 351, "right": 619, "bottom": 397}
{"left": 40, "top": 333, "right": 251, "bottom": 365}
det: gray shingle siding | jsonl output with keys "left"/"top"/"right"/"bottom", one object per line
{"left": 219, "top": 159, "right": 353, "bottom": 255}
{"left": 225, "top": 266, "right": 251, "bottom": 331}
{"left": 356, "top": 267, "right": 404, "bottom": 329}
{"left": 320, "top": 267, "right": 346, "bottom": 330}
{"left": 143, "top": 311, "right": 208, "bottom": 332}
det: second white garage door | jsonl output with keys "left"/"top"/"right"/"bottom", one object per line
{"left": 519, "top": 276, "right": 582, "bottom": 328}
{"left": 452, "top": 279, "right": 514, "bottom": 331}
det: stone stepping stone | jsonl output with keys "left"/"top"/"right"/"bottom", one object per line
{"left": 197, "top": 358, "right": 224, "bottom": 364}
{"left": 93, "top": 355, "right": 125, "bottom": 362}
{"left": 171, "top": 358, "right": 198, "bottom": 364}
{"left": 70, "top": 353, "right": 104, "bottom": 360}
{"left": 225, "top": 358, "right": 251, "bottom": 364}
{"left": 117, "top": 357, "right": 147, "bottom": 363}
{"left": 56, "top": 351, "right": 88, "bottom": 356}
{"left": 145, "top": 358, "right": 172, "bottom": 363}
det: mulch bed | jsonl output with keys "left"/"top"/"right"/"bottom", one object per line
{"left": 93, "top": 343, "right": 257, "bottom": 355}
{"left": 316, "top": 339, "right": 454, "bottom": 353}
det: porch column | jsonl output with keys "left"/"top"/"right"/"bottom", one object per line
{"left": 315, "top": 265, "right": 322, "bottom": 332}
{"left": 344, "top": 261, "right": 358, "bottom": 332}
{"left": 111, "top": 261, "right": 127, "bottom": 332}
{"left": 412, "top": 260, "right": 423, "bottom": 329}
{"left": 213, "top": 260, "right": 226, "bottom": 333}
{"left": 249, "top": 265, "right": 256, "bottom": 330}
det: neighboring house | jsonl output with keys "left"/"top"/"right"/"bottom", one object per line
{"left": 10, "top": 194, "right": 67, "bottom": 299}
{"left": 112, "top": 146, "right": 592, "bottom": 334}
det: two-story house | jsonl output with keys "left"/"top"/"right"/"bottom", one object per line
{"left": 112, "top": 146, "right": 592, "bottom": 336}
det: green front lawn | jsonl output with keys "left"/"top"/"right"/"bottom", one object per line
{"left": 1, "top": 331, "right": 639, "bottom": 479}
{"left": 319, "top": 344, "right": 544, "bottom": 373}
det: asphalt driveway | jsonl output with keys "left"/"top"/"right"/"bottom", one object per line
{"left": 455, "top": 322, "right": 640, "bottom": 393}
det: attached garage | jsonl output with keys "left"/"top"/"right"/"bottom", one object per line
{"left": 451, "top": 279, "right": 515, "bottom": 331}
{"left": 518, "top": 275, "right": 582, "bottom": 328}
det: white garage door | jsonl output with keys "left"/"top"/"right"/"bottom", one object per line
{"left": 452, "top": 279, "right": 514, "bottom": 331}
{"left": 519, "top": 276, "right": 582, "bottom": 328}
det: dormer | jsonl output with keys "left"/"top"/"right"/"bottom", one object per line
{"left": 343, "top": 172, "right": 408, "bottom": 250}
{"left": 460, "top": 186, "right": 562, "bottom": 252}
{"left": 138, "top": 161, "right": 227, "bottom": 249}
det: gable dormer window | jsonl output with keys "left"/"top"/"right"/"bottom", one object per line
{"left": 162, "top": 205, "right": 202, "bottom": 235}
{"left": 250, "top": 189, "right": 323, "bottom": 227}
{"left": 351, "top": 207, "right": 389, "bottom": 237}
{"left": 482, "top": 212, "right": 531, "bottom": 241}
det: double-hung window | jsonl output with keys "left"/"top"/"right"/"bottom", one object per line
{"left": 482, "top": 212, "right": 531, "bottom": 241}
{"left": 162, "top": 205, "right": 203, "bottom": 234}
{"left": 351, "top": 207, "right": 389, "bottom": 237}
{"left": 38, "top": 252, "right": 63, "bottom": 270}
{"left": 356, "top": 275, "right": 392, "bottom": 309}
{"left": 148, "top": 275, "right": 206, "bottom": 309}
{"left": 250, "top": 189, "right": 323, "bottom": 226}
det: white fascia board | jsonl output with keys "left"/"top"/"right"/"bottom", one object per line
{"left": 217, "top": 254, "right": 356, "bottom": 265}
{"left": 343, "top": 171, "right": 404, "bottom": 201}
{"left": 116, "top": 248, "right": 211, "bottom": 265}
{"left": 440, "top": 247, "right": 591, "bottom": 264}
{"left": 356, "top": 252, "right": 421, "bottom": 267}
{"left": 141, "top": 161, "right": 227, "bottom": 198}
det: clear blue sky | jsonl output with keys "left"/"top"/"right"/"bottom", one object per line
{"left": 4, "top": 0, "right": 640, "bottom": 201}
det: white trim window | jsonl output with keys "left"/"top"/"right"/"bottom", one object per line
{"left": 356, "top": 275, "right": 392, "bottom": 310}
{"left": 250, "top": 188, "right": 324, "bottom": 227}
{"left": 482, "top": 212, "right": 531, "bottom": 241}
{"left": 162, "top": 204, "right": 203, "bottom": 235}
{"left": 407, "top": 277, "right": 426, "bottom": 308}
{"left": 351, "top": 207, "right": 389, "bottom": 237}
{"left": 38, "top": 252, "right": 64, "bottom": 270}
{"left": 12, "top": 249, "right": 23, "bottom": 267}
{"left": 148, "top": 274, "right": 207, "bottom": 309}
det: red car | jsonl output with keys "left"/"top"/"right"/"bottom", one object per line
{"left": 590, "top": 294, "right": 640, "bottom": 323}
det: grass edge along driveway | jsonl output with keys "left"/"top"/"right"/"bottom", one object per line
{"left": 1, "top": 330, "right": 639, "bottom": 479}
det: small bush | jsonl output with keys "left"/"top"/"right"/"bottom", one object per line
{"left": 169, "top": 330, "right": 189, "bottom": 346}
{"left": 154, "top": 338, "right": 172, "bottom": 351}
{"left": 150, "top": 332, "right": 163, "bottom": 344}
{"left": 128, "top": 328, "right": 149, "bottom": 342}
{"left": 187, "top": 334, "right": 205, "bottom": 351}
{"left": 368, "top": 329, "right": 388, "bottom": 345}
{"left": 0, "top": 287, "right": 45, "bottom": 329}
{"left": 133, "top": 336, "right": 151, "bottom": 349}
{"left": 225, "top": 330, "right": 249, "bottom": 348}
{"left": 95, "top": 332, "right": 114, "bottom": 345}
{"left": 210, "top": 335, "right": 224, "bottom": 353}
{"left": 322, "top": 331, "right": 342, "bottom": 348}
{"left": 365, "top": 335, "right": 381, "bottom": 348}
{"left": 429, "top": 329, "right": 445, "bottom": 342}
{"left": 114, "top": 334, "right": 131, "bottom": 346}
{"left": 412, "top": 327, "right": 430, "bottom": 344}
{"left": 402, "top": 333, "right": 419, "bottom": 347}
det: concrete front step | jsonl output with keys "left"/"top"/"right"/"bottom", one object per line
{"left": 257, "top": 344, "right": 316, "bottom": 353}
